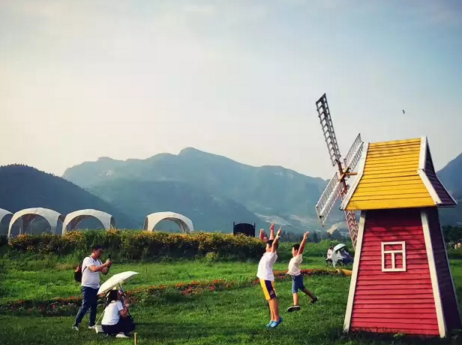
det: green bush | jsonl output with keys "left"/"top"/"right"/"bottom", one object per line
{"left": 448, "top": 248, "right": 462, "bottom": 260}
{"left": 8, "top": 230, "right": 266, "bottom": 261}
{"left": 6, "top": 230, "right": 355, "bottom": 262}
{"left": 0, "top": 235, "right": 8, "bottom": 248}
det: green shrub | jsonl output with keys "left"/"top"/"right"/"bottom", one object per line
{"left": 7, "top": 230, "right": 356, "bottom": 262}
{"left": 448, "top": 248, "right": 462, "bottom": 260}
{"left": 8, "top": 230, "right": 267, "bottom": 261}
{"left": 204, "top": 252, "right": 219, "bottom": 263}
{"left": 0, "top": 235, "right": 8, "bottom": 248}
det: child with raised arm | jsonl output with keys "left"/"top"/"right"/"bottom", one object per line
{"left": 287, "top": 232, "right": 318, "bottom": 312}
{"left": 257, "top": 227, "right": 283, "bottom": 328}
{"left": 259, "top": 223, "right": 276, "bottom": 243}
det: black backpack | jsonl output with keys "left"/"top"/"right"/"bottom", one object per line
{"left": 74, "top": 258, "right": 88, "bottom": 283}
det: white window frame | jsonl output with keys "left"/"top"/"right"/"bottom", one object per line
{"left": 381, "top": 241, "right": 406, "bottom": 272}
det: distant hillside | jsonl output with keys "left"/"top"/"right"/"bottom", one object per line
{"left": 438, "top": 152, "right": 462, "bottom": 198}
{"left": 90, "top": 179, "right": 262, "bottom": 232}
{"left": 64, "top": 148, "right": 344, "bottom": 231}
{"left": 438, "top": 153, "right": 462, "bottom": 226}
{"left": 0, "top": 165, "right": 137, "bottom": 229}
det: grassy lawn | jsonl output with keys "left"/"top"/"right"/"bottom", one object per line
{"left": 0, "top": 256, "right": 461, "bottom": 345}
{"left": 0, "top": 256, "right": 327, "bottom": 303}
{"left": 0, "top": 277, "right": 350, "bottom": 345}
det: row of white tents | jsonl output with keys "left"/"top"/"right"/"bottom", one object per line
{"left": 0, "top": 207, "right": 194, "bottom": 238}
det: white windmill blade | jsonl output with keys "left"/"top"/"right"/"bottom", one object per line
{"left": 316, "top": 94, "right": 342, "bottom": 166}
{"left": 343, "top": 133, "right": 364, "bottom": 172}
{"left": 315, "top": 171, "right": 342, "bottom": 226}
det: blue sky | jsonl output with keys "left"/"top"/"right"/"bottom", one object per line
{"left": 1, "top": 0, "right": 461, "bottom": 179}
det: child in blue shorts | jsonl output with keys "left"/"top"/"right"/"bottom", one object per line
{"left": 287, "top": 232, "right": 318, "bottom": 312}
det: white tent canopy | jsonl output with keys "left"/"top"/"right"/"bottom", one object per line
{"left": 143, "top": 212, "right": 194, "bottom": 234}
{"left": 62, "top": 209, "right": 115, "bottom": 235}
{"left": 0, "top": 208, "right": 13, "bottom": 236}
{"left": 8, "top": 208, "right": 64, "bottom": 238}
{"left": 0, "top": 208, "right": 12, "bottom": 224}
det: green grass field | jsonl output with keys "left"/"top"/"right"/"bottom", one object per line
{"left": 1, "top": 255, "right": 461, "bottom": 345}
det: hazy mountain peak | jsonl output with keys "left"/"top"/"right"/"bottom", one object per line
{"left": 98, "top": 156, "right": 116, "bottom": 162}
{"left": 179, "top": 147, "right": 202, "bottom": 155}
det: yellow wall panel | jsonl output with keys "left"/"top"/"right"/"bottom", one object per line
{"left": 346, "top": 197, "right": 435, "bottom": 210}
{"left": 368, "top": 138, "right": 421, "bottom": 146}
{"left": 356, "top": 183, "right": 426, "bottom": 193}
{"left": 354, "top": 187, "right": 428, "bottom": 197}
{"left": 357, "top": 176, "right": 422, "bottom": 185}
{"left": 352, "top": 192, "right": 430, "bottom": 201}
{"left": 358, "top": 172, "right": 420, "bottom": 179}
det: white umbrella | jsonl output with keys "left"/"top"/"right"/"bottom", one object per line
{"left": 98, "top": 271, "right": 139, "bottom": 296}
{"left": 333, "top": 243, "right": 346, "bottom": 252}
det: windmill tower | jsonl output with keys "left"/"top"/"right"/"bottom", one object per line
{"left": 314, "top": 94, "right": 364, "bottom": 247}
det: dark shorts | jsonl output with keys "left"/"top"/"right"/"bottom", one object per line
{"left": 292, "top": 274, "right": 305, "bottom": 293}
{"left": 260, "top": 279, "right": 277, "bottom": 300}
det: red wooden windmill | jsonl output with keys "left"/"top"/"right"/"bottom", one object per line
{"left": 315, "top": 94, "right": 364, "bottom": 246}
{"left": 314, "top": 94, "right": 461, "bottom": 337}
{"left": 339, "top": 136, "right": 461, "bottom": 337}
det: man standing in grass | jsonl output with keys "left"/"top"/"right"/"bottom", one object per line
{"left": 287, "top": 232, "right": 318, "bottom": 312}
{"left": 73, "top": 244, "right": 112, "bottom": 331}
{"left": 257, "top": 226, "right": 283, "bottom": 328}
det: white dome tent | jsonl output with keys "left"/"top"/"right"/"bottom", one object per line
{"left": 143, "top": 212, "right": 194, "bottom": 234}
{"left": 0, "top": 208, "right": 12, "bottom": 224}
{"left": 0, "top": 208, "right": 13, "bottom": 236}
{"left": 62, "top": 209, "right": 116, "bottom": 235}
{"left": 8, "top": 208, "right": 64, "bottom": 238}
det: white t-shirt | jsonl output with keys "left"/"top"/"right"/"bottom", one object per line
{"left": 81, "top": 257, "right": 102, "bottom": 289}
{"left": 257, "top": 252, "right": 278, "bottom": 281}
{"left": 327, "top": 249, "right": 333, "bottom": 260}
{"left": 102, "top": 301, "right": 124, "bottom": 326}
{"left": 288, "top": 254, "right": 303, "bottom": 276}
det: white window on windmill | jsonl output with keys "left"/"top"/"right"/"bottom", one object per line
{"left": 381, "top": 241, "right": 406, "bottom": 272}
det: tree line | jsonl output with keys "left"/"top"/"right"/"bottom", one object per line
{"left": 442, "top": 226, "right": 462, "bottom": 245}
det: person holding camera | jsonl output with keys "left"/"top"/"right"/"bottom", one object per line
{"left": 102, "top": 289, "right": 136, "bottom": 338}
{"left": 73, "top": 244, "right": 112, "bottom": 331}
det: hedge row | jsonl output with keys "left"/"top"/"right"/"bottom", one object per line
{"left": 4, "top": 230, "right": 350, "bottom": 261}
{"left": 7, "top": 230, "right": 266, "bottom": 261}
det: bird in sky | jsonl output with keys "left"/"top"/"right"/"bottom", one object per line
{"left": 402, "top": 110, "right": 405, "bottom": 114}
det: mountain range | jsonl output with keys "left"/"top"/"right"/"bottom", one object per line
{"left": 63, "top": 147, "right": 344, "bottom": 232}
{"left": 1, "top": 147, "right": 461, "bottom": 235}
{"left": 63, "top": 147, "right": 462, "bottom": 231}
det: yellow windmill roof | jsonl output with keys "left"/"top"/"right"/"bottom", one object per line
{"left": 340, "top": 137, "right": 457, "bottom": 211}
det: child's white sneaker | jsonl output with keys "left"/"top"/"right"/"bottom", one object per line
{"left": 116, "top": 333, "right": 129, "bottom": 338}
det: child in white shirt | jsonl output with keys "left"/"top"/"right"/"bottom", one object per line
{"left": 257, "top": 226, "right": 283, "bottom": 328}
{"left": 287, "top": 232, "right": 318, "bottom": 312}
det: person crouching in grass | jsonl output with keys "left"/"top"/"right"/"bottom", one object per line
{"left": 287, "top": 232, "right": 318, "bottom": 312}
{"left": 102, "top": 289, "right": 135, "bottom": 338}
{"left": 257, "top": 227, "right": 283, "bottom": 328}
